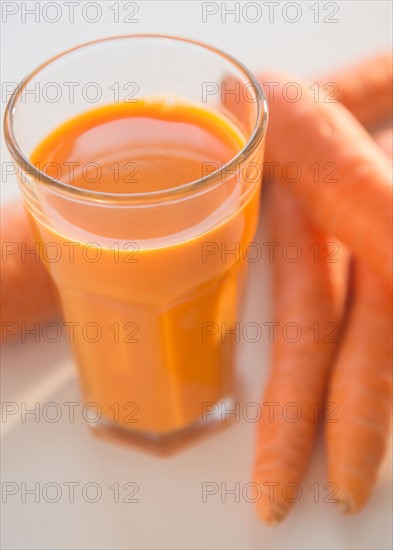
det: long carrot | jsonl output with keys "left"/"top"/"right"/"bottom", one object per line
{"left": 322, "top": 52, "right": 393, "bottom": 129}
{"left": 253, "top": 181, "right": 348, "bottom": 525}
{"left": 258, "top": 71, "right": 393, "bottom": 285}
{"left": 0, "top": 201, "right": 60, "bottom": 342}
{"left": 325, "top": 260, "right": 392, "bottom": 513}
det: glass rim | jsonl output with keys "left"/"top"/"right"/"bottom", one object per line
{"left": 4, "top": 34, "right": 268, "bottom": 203}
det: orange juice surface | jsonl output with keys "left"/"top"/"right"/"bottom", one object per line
{"left": 30, "top": 97, "right": 261, "bottom": 435}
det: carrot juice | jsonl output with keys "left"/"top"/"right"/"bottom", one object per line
{"left": 5, "top": 36, "right": 267, "bottom": 445}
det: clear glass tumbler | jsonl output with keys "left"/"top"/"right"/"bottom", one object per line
{"left": 4, "top": 35, "right": 268, "bottom": 451}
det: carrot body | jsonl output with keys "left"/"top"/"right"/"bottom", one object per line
{"left": 322, "top": 52, "right": 393, "bottom": 129}
{"left": 0, "top": 201, "right": 59, "bottom": 342}
{"left": 258, "top": 71, "right": 393, "bottom": 285}
{"left": 326, "top": 261, "right": 393, "bottom": 512}
{"left": 253, "top": 182, "right": 348, "bottom": 525}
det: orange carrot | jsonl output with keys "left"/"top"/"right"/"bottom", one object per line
{"left": 325, "top": 260, "right": 392, "bottom": 513}
{"left": 322, "top": 52, "right": 393, "bottom": 129}
{"left": 258, "top": 71, "right": 393, "bottom": 285}
{"left": 253, "top": 181, "right": 348, "bottom": 525}
{"left": 0, "top": 201, "right": 60, "bottom": 342}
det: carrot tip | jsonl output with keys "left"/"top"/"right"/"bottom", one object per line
{"left": 265, "top": 515, "right": 282, "bottom": 527}
{"left": 337, "top": 498, "right": 354, "bottom": 514}
{"left": 258, "top": 505, "right": 287, "bottom": 526}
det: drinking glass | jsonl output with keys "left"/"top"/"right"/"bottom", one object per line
{"left": 4, "top": 35, "right": 268, "bottom": 451}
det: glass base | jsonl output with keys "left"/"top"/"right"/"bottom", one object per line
{"left": 89, "top": 396, "right": 236, "bottom": 456}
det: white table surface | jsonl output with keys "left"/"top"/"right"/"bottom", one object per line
{"left": 1, "top": 2, "right": 392, "bottom": 549}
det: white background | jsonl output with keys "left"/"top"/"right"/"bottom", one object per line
{"left": 1, "top": 1, "right": 392, "bottom": 549}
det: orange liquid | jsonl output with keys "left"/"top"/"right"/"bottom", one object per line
{"left": 29, "top": 97, "right": 261, "bottom": 435}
